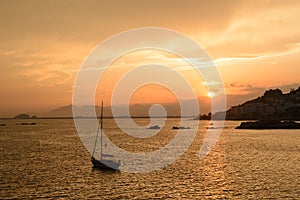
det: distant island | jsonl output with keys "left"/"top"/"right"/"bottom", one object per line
{"left": 197, "top": 86, "right": 300, "bottom": 120}
{"left": 236, "top": 120, "right": 300, "bottom": 129}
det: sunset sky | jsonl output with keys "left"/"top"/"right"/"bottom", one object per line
{"left": 1, "top": 0, "right": 300, "bottom": 117}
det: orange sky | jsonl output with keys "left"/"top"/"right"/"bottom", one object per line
{"left": 0, "top": 0, "right": 300, "bottom": 117}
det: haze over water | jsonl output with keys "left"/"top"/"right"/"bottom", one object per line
{"left": 1, "top": 119, "right": 299, "bottom": 199}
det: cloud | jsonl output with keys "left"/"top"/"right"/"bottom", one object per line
{"left": 225, "top": 82, "right": 300, "bottom": 96}
{"left": 204, "top": 2, "right": 300, "bottom": 56}
{"left": 226, "top": 83, "right": 265, "bottom": 95}
{"left": 214, "top": 42, "right": 300, "bottom": 65}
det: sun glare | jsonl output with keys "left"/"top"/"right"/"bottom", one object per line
{"left": 207, "top": 91, "right": 215, "bottom": 98}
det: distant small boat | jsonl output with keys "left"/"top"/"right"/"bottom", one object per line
{"left": 149, "top": 125, "right": 160, "bottom": 129}
{"left": 91, "top": 102, "right": 120, "bottom": 171}
{"left": 20, "top": 122, "right": 36, "bottom": 125}
{"left": 172, "top": 126, "right": 190, "bottom": 130}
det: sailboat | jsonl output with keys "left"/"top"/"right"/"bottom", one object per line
{"left": 91, "top": 101, "right": 121, "bottom": 171}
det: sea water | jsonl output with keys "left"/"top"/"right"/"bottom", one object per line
{"left": 1, "top": 119, "right": 299, "bottom": 199}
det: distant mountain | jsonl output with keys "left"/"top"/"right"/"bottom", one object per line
{"left": 223, "top": 87, "right": 300, "bottom": 120}
{"left": 40, "top": 103, "right": 183, "bottom": 118}
{"left": 42, "top": 104, "right": 73, "bottom": 117}
{"left": 40, "top": 104, "right": 100, "bottom": 118}
{"left": 40, "top": 97, "right": 214, "bottom": 118}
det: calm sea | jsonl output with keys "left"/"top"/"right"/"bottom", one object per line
{"left": 1, "top": 119, "right": 299, "bottom": 199}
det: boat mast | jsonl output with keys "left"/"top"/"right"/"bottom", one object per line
{"left": 92, "top": 101, "right": 103, "bottom": 158}
{"left": 100, "top": 101, "right": 103, "bottom": 161}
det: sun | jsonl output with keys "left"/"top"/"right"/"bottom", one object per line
{"left": 207, "top": 91, "right": 215, "bottom": 98}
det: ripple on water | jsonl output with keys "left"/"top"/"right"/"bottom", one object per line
{"left": 1, "top": 119, "right": 299, "bottom": 199}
